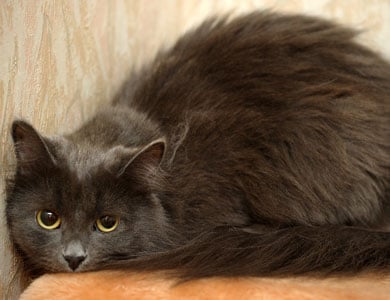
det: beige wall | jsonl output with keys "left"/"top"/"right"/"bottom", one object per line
{"left": 1, "top": 0, "right": 389, "bottom": 298}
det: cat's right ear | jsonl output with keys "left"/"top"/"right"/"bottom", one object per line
{"left": 11, "top": 120, "right": 56, "bottom": 176}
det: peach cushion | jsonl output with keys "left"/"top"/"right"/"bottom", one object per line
{"left": 20, "top": 271, "right": 390, "bottom": 300}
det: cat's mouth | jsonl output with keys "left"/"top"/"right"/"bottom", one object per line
{"left": 55, "top": 253, "right": 139, "bottom": 273}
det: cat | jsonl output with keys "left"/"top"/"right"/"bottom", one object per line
{"left": 6, "top": 11, "right": 390, "bottom": 279}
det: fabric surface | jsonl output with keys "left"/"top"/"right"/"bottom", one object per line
{"left": 20, "top": 271, "right": 390, "bottom": 300}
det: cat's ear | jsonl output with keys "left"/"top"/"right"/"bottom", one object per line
{"left": 117, "top": 139, "right": 166, "bottom": 178}
{"left": 11, "top": 120, "right": 56, "bottom": 175}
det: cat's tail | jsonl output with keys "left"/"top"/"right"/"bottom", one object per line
{"left": 109, "top": 225, "right": 390, "bottom": 279}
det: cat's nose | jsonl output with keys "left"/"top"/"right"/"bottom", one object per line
{"left": 63, "top": 254, "right": 86, "bottom": 271}
{"left": 62, "top": 240, "right": 87, "bottom": 270}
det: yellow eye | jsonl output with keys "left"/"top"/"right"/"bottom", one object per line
{"left": 96, "top": 216, "right": 119, "bottom": 233}
{"left": 36, "top": 210, "right": 61, "bottom": 230}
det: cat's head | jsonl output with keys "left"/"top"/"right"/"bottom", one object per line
{"left": 6, "top": 120, "right": 173, "bottom": 274}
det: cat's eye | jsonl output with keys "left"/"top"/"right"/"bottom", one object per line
{"left": 36, "top": 210, "right": 61, "bottom": 230}
{"left": 96, "top": 216, "right": 119, "bottom": 233}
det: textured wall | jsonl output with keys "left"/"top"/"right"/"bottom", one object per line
{"left": 1, "top": 0, "right": 389, "bottom": 298}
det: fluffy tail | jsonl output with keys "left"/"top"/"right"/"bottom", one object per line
{"left": 106, "top": 225, "right": 390, "bottom": 279}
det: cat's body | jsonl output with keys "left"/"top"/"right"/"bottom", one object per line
{"left": 6, "top": 12, "right": 390, "bottom": 278}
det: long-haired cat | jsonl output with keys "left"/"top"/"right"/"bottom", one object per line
{"left": 6, "top": 11, "right": 390, "bottom": 279}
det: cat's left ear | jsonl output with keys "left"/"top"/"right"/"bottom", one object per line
{"left": 117, "top": 138, "right": 166, "bottom": 178}
{"left": 11, "top": 120, "right": 56, "bottom": 175}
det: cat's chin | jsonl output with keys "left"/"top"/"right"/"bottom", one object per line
{"left": 50, "top": 265, "right": 89, "bottom": 273}
{"left": 40, "top": 260, "right": 92, "bottom": 274}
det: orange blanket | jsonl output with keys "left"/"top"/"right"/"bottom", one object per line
{"left": 20, "top": 271, "right": 390, "bottom": 300}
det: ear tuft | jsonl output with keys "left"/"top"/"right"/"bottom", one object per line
{"left": 117, "top": 139, "right": 166, "bottom": 178}
{"left": 135, "top": 140, "right": 165, "bottom": 167}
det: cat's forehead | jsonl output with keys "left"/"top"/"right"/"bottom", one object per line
{"left": 53, "top": 137, "right": 138, "bottom": 181}
{"left": 41, "top": 166, "right": 127, "bottom": 216}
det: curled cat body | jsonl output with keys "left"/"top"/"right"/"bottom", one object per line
{"left": 6, "top": 11, "right": 390, "bottom": 278}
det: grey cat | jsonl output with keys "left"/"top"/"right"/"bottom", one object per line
{"left": 6, "top": 11, "right": 390, "bottom": 278}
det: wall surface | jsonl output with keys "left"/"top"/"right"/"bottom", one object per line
{"left": 1, "top": 0, "right": 389, "bottom": 298}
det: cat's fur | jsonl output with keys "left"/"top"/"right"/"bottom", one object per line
{"left": 6, "top": 12, "right": 390, "bottom": 278}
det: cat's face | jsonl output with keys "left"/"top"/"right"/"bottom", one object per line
{"left": 6, "top": 120, "right": 170, "bottom": 273}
